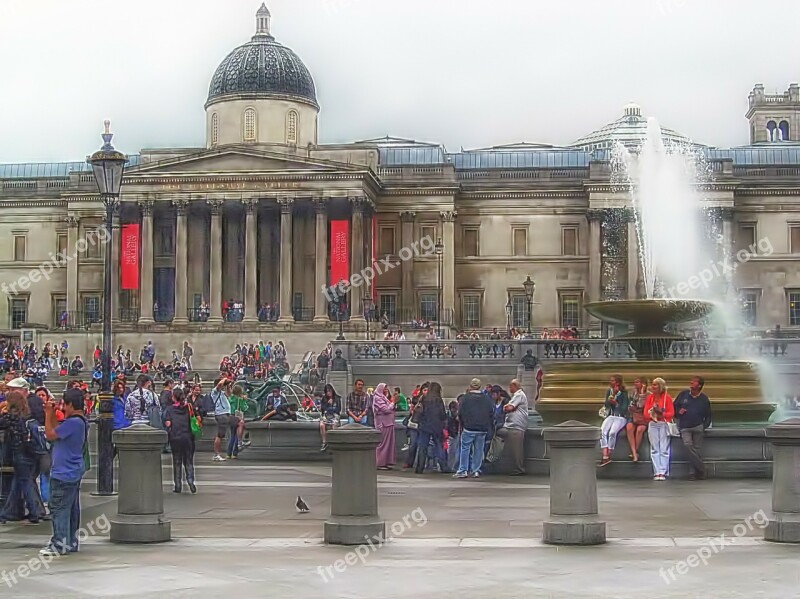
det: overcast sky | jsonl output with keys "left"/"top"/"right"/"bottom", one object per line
{"left": 1, "top": 0, "right": 798, "bottom": 162}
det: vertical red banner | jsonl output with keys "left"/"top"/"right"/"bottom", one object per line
{"left": 330, "top": 220, "right": 350, "bottom": 287}
{"left": 121, "top": 224, "right": 140, "bottom": 290}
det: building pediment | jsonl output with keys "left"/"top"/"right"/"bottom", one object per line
{"left": 128, "top": 147, "right": 362, "bottom": 177}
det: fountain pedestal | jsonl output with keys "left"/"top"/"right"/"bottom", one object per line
{"left": 764, "top": 418, "right": 800, "bottom": 543}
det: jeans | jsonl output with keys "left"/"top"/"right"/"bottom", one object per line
{"left": 648, "top": 422, "right": 671, "bottom": 476}
{"left": 600, "top": 416, "right": 628, "bottom": 451}
{"left": 170, "top": 438, "right": 196, "bottom": 490}
{"left": 457, "top": 430, "right": 487, "bottom": 475}
{"left": 348, "top": 416, "right": 368, "bottom": 425}
{"left": 404, "top": 429, "right": 419, "bottom": 467}
{"left": 414, "top": 430, "right": 446, "bottom": 474}
{"left": 446, "top": 433, "right": 460, "bottom": 473}
{"left": 49, "top": 477, "right": 81, "bottom": 553}
{"left": 680, "top": 424, "right": 706, "bottom": 477}
{"left": 0, "top": 454, "right": 41, "bottom": 522}
{"left": 227, "top": 425, "right": 240, "bottom": 457}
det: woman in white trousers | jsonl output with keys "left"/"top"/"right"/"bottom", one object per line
{"left": 644, "top": 377, "right": 675, "bottom": 481}
{"left": 599, "top": 375, "right": 630, "bottom": 467}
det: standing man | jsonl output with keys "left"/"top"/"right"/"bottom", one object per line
{"left": 454, "top": 378, "right": 494, "bottom": 479}
{"left": 346, "top": 379, "right": 369, "bottom": 425}
{"left": 210, "top": 377, "right": 232, "bottom": 462}
{"left": 673, "top": 376, "right": 712, "bottom": 481}
{"left": 40, "top": 388, "right": 87, "bottom": 556}
{"left": 497, "top": 379, "right": 528, "bottom": 476}
{"left": 182, "top": 341, "right": 194, "bottom": 371}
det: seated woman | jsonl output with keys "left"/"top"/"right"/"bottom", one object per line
{"left": 599, "top": 375, "right": 629, "bottom": 467}
{"left": 625, "top": 377, "right": 649, "bottom": 462}
{"left": 318, "top": 384, "right": 341, "bottom": 451}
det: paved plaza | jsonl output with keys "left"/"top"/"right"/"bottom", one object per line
{"left": 0, "top": 459, "right": 797, "bottom": 598}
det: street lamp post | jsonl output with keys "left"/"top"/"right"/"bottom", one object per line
{"left": 88, "top": 120, "right": 128, "bottom": 497}
{"left": 435, "top": 238, "right": 444, "bottom": 339}
{"left": 505, "top": 297, "right": 513, "bottom": 339}
{"left": 523, "top": 276, "right": 536, "bottom": 337}
{"left": 363, "top": 295, "right": 375, "bottom": 340}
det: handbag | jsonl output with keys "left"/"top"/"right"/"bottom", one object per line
{"left": 667, "top": 421, "right": 681, "bottom": 437}
{"left": 598, "top": 406, "right": 610, "bottom": 418}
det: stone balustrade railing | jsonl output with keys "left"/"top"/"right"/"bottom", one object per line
{"left": 329, "top": 338, "right": 800, "bottom": 363}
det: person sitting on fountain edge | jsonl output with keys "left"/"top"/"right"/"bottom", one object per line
{"left": 673, "top": 376, "right": 712, "bottom": 481}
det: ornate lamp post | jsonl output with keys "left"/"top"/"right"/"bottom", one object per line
{"left": 435, "top": 238, "right": 444, "bottom": 339}
{"left": 87, "top": 120, "right": 128, "bottom": 496}
{"left": 363, "top": 295, "right": 375, "bottom": 340}
{"left": 505, "top": 297, "right": 513, "bottom": 339}
{"left": 523, "top": 276, "right": 536, "bottom": 337}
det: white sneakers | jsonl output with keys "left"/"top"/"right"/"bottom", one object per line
{"left": 213, "top": 455, "right": 226, "bottom": 462}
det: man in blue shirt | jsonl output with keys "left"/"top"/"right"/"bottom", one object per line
{"left": 41, "top": 388, "right": 87, "bottom": 556}
{"left": 211, "top": 377, "right": 232, "bottom": 462}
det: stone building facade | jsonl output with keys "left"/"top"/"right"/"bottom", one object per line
{"left": 2, "top": 5, "right": 800, "bottom": 345}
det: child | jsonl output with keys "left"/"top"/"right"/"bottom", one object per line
{"left": 227, "top": 384, "right": 251, "bottom": 459}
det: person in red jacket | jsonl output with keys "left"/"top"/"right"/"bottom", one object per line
{"left": 644, "top": 377, "right": 674, "bottom": 481}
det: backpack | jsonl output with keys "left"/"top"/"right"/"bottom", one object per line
{"left": 25, "top": 418, "right": 50, "bottom": 456}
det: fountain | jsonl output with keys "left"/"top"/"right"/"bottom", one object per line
{"left": 537, "top": 116, "right": 775, "bottom": 426}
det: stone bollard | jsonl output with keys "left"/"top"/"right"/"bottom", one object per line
{"left": 542, "top": 421, "right": 606, "bottom": 545}
{"left": 110, "top": 424, "right": 171, "bottom": 543}
{"left": 324, "top": 423, "right": 385, "bottom": 545}
{"left": 764, "top": 418, "right": 800, "bottom": 543}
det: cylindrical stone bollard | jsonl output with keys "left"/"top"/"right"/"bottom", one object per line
{"left": 542, "top": 420, "right": 606, "bottom": 545}
{"left": 764, "top": 418, "right": 800, "bottom": 543}
{"left": 110, "top": 424, "right": 171, "bottom": 543}
{"left": 324, "top": 423, "right": 385, "bottom": 545}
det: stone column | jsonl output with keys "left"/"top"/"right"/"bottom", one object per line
{"left": 324, "top": 423, "right": 385, "bottom": 545}
{"left": 764, "top": 418, "right": 800, "bottom": 543}
{"left": 313, "top": 198, "right": 329, "bottom": 323}
{"left": 66, "top": 215, "right": 80, "bottom": 315}
{"left": 587, "top": 209, "right": 603, "bottom": 304}
{"left": 278, "top": 197, "right": 295, "bottom": 323}
{"left": 243, "top": 198, "right": 259, "bottom": 322}
{"left": 542, "top": 421, "right": 606, "bottom": 545}
{"left": 172, "top": 199, "right": 189, "bottom": 325}
{"left": 349, "top": 198, "right": 366, "bottom": 322}
{"left": 109, "top": 424, "right": 171, "bottom": 543}
{"left": 138, "top": 201, "right": 155, "bottom": 324}
{"left": 207, "top": 200, "right": 223, "bottom": 323}
{"left": 400, "top": 211, "right": 416, "bottom": 318}
{"left": 110, "top": 210, "right": 121, "bottom": 324}
{"left": 441, "top": 211, "right": 457, "bottom": 327}
{"left": 720, "top": 207, "right": 734, "bottom": 260}
{"left": 626, "top": 210, "right": 639, "bottom": 300}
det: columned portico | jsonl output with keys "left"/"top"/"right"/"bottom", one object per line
{"left": 208, "top": 199, "right": 224, "bottom": 323}
{"left": 138, "top": 200, "right": 155, "bottom": 324}
{"left": 172, "top": 199, "right": 189, "bottom": 325}
{"left": 313, "top": 198, "right": 329, "bottom": 323}
{"left": 243, "top": 197, "right": 259, "bottom": 322}
{"left": 278, "top": 197, "right": 295, "bottom": 323}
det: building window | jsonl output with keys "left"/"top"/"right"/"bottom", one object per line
{"left": 83, "top": 295, "right": 101, "bottom": 324}
{"left": 560, "top": 293, "right": 582, "bottom": 328}
{"left": 461, "top": 294, "right": 481, "bottom": 329}
{"left": 562, "top": 226, "right": 578, "bottom": 255}
{"left": 419, "top": 293, "right": 438, "bottom": 323}
{"left": 790, "top": 292, "right": 800, "bottom": 326}
{"left": 791, "top": 226, "right": 800, "bottom": 254}
{"left": 779, "top": 120, "right": 790, "bottom": 142}
{"left": 13, "top": 235, "right": 26, "bottom": 261}
{"left": 513, "top": 228, "right": 527, "bottom": 256}
{"left": 57, "top": 233, "right": 68, "bottom": 263}
{"left": 287, "top": 110, "right": 298, "bottom": 144}
{"left": 243, "top": 108, "right": 257, "bottom": 142}
{"left": 421, "top": 225, "right": 436, "bottom": 245}
{"left": 84, "top": 226, "right": 102, "bottom": 259}
{"left": 211, "top": 113, "right": 219, "bottom": 146}
{"left": 767, "top": 120, "right": 778, "bottom": 142}
{"left": 157, "top": 222, "right": 175, "bottom": 256}
{"left": 53, "top": 297, "right": 66, "bottom": 327}
{"left": 10, "top": 298, "right": 27, "bottom": 329}
{"left": 511, "top": 294, "right": 528, "bottom": 329}
{"left": 738, "top": 223, "right": 756, "bottom": 251}
{"left": 741, "top": 291, "right": 758, "bottom": 327}
{"left": 379, "top": 226, "right": 395, "bottom": 256}
{"left": 463, "top": 228, "right": 479, "bottom": 257}
{"left": 379, "top": 294, "right": 397, "bottom": 325}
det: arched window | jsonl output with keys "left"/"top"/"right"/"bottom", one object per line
{"left": 767, "top": 120, "right": 777, "bottom": 142}
{"left": 779, "top": 120, "right": 790, "bottom": 142}
{"left": 243, "top": 108, "right": 257, "bottom": 142}
{"left": 286, "top": 110, "right": 298, "bottom": 144}
{"left": 211, "top": 113, "right": 219, "bottom": 147}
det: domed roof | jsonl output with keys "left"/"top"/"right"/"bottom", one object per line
{"left": 206, "top": 4, "right": 317, "bottom": 108}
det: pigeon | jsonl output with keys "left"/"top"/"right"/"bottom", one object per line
{"left": 296, "top": 496, "right": 310, "bottom": 513}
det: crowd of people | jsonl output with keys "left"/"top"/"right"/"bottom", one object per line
{"left": 598, "top": 374, "right": 712, "bottom": 481}
{"left": 218, "top": 341, "right": 288, "bottom": 380}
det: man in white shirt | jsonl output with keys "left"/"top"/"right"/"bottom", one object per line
{"left": 496, "top": 379, "right": 528, "bottom": 476}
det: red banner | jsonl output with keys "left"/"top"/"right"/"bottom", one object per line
{"left": 330, "top": 220, "right": 350, "bottom": 287}
{"left": 121, "top": 224, "right": 140, "bottom": 290}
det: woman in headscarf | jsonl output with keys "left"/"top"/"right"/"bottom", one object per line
{"left": 415, "top": 382, "right": 447, "bottom": 474}
{"left": 373, "top": 383, "right": 396, "bottom": 470}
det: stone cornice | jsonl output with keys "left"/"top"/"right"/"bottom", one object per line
{"left": 459, "top": 190, "right": 587, "bottom": 200}
{"left": 456, "top": 256, "right": 590, "bottom": 264}
{"left": 737, "top": 188, "right": 800, "bottom": 196}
